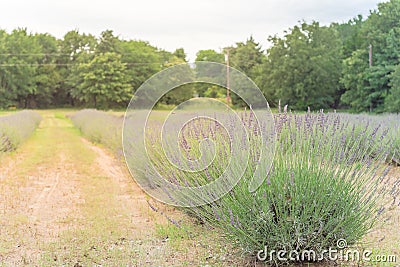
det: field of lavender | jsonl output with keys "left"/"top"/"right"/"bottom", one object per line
{"left": 0, "top": 110, "right": 42, "bottom": 153}
{"left": 71, "top": 108, "right": 399, "bottom": 265}
{"left": 338, "top": 113, "right": 400, "bottom": 165}
{"left": 72, "top": 109, "right": 400, "bottom": 171}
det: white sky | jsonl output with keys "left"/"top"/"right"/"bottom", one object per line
{"left": 0, "top": 0, "right": 383, "bottom": 61}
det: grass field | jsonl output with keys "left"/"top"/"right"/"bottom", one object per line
{"left": 0, "top": 109, "right": 399, "bottom": 266}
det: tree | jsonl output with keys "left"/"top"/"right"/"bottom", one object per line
{"left": 341, "top": 0, "right": 400, "bottom": 112}
{"left": 218, "top": 37, "right": 265, "bottom": 106}
{"left": 119, "top": 40, "right": 163, "bottom": 92}
{"left": 0, "top": 28, "right": 40, "bottom": 108}
{"left": 158, "top": 50, "right": 194, "bottom": 105}
{"left": 71, "top": 52, "right": 132, "bottom": 109}
{"left": 58, "top": 30, "right": 97, "bottom": 106}
{"left": 196, "top": 49, "right": 225, "bottom": 63}
{"left": 340, "top": 49, "right": 370, "bottom": 112}
{"left": 332, "top": 15, "right": 365, "bottom": 59}
{"left": 259, "top": 22, "right": 342, "bottom": 109}
{"left": 203, "top": 85, "right": 226, "bottom": 98}
{"left": 0, "top": 30, "right": 12, "bottom": 108}
{"left": 195, "top": 49, "right": 225, "bottom": 97}
{"left": 227, "top": 36, "right": 263, "bottom": 80}
{"left": 385, "top": 64, "right": 400, "bottom": 113}
{"left": 96, "top": 30, "right": 121, "bottom": 54}
{"left": 32, "top": 33, "right": 62, "bottom": 108}
{"left": 173, "top": 48, "right": 187, "bottom": 62}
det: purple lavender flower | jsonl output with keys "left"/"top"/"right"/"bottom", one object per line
{"left": 213, "top": 207, "right": 221, "bottom": 221}
{"left": 377, "top": 207, "right": 385, "bottom": 216}
{"left": 229, "top": 209, "right": 235, "bottom": 226}
{"left": 236, "top": 215, "right": 241, "bottom": 228}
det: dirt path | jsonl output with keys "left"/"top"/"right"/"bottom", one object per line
{"left": 0, "top": 111, "right": 179, "bottom": 266}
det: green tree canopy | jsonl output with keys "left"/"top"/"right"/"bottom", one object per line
{"left": 385, "top": 64, "right": 400, "bottom": 113}
{"left": 194, "top": 49, "right": 226, "bottom": 97}
{"left": 259, "top": 22, "right": 342, "bottom": 110}
{"left": 70, "top": 52, "right": 132, "bottom": 108}
{"left": 341, "top": 0, "right": 400, "bottom": 112}
{"left": 0, "top": 28, "right": 41, "bottom": 108}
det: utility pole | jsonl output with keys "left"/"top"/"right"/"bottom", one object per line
{"left": 225, "top": 48, "right": 231, "bottom": 105}
{"left": 369, "top": 44, "right": 373, "bottom": 67}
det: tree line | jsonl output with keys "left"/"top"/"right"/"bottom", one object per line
{"left": 0, "top": 0, "right": 399, "bottom": 112}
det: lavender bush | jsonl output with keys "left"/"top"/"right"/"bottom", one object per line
{"left": 0, "top": 110, "right": 42, "bottom": 152}
{"left": 143, "top": 110, "right": 399, "bottom": 265}
{"left": 70, "top": 109, "right": 123, "bottom": 155}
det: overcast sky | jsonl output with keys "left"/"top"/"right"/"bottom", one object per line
{"left": 0, "top": 0, "right": 383, "bottom": 61}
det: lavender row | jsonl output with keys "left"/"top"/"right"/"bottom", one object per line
{"left": 70, "top": 109, "right": 123, "bottom": 156}
{"left": 0, "top": 111, "right": 42, "bottom": 152}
